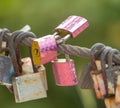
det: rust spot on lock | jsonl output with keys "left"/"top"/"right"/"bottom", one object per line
{"left": 24, "top": 77, "right": 38, "bottom": 84}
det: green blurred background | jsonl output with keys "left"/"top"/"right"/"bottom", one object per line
{"left": 0, "top": 0, "right": 120, "bottom": 108}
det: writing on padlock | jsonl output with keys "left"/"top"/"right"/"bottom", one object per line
{"left": 32, "top": 35, "right": 57, "bottom": 65}
{"left": 54, "top": 15, "right": 89, "bottom": 38}
{"left": 9, "top": 32, "right": 47, "bottom": 103}
{"left": 52, "top": 54, "right": 78, "bottom": 86}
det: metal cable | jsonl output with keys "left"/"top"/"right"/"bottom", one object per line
{"left": 1, "top": 28, "right": 120, "bottom": 65}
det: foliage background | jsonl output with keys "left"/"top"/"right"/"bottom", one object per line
{"left": 0, "top": 0, "right": 120, "bottom": 108}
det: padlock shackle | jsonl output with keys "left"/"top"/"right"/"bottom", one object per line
{"left": 14, "top": 32, "right": 37, "bottom": 73}
{"left": 9, "top": 31, "right": 36, "bottom": 76}
{"left": 100, "top": 47, "right": 113, "bottom": 97}
{"left": 100, "top": 47, "right": 112, "bottom": 72}
{"left": 107, "top": 49, "right": 113, "bottom": 69}
{"left": 0, "top": 28, "right": 10, "bottom": 55}
{"left": 90, "top": 43, "right": 105, "bottom": 70}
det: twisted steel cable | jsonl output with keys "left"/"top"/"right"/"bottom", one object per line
{"left": 1, "top": 27, "right": 120, "bottom": 65}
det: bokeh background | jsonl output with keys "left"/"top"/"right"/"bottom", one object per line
{"left": 0, "top": 0, "right": 120, "bottom": 108}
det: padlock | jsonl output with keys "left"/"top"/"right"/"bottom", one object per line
{"left": 79, "top": 63, "right": 93, "bottom": 89}
{"left": 95, "top": 60, "right": 107, "bottom": 98}
{"left": 9, "top": 32, "right": 47, "bottom": 103}
{"left": 32, "top": 35, "right": 57, "bottom": 66}
{"left": 0, "top": 55, "right": 13, "bottom": 85}
{"left": 5, "top": 57, "right": 48, "bottom": 93}
{"left": 52, "top": 54, "right": 78, "bottom": 86}
{"left": 115, "top": 72, "right": 120, "bottom": 103}
{"left": 100, "top": 47, "right": 116, "bottom": 97}
{"left": 0, "top": 29, "right": 14, "bottom": 86}
{"left": 54, "top": 15, "right": 89, "bottom": 38}
{"left": 90, "top": 70, "right": 102, "bottom": 99}
{"left": 90, "top": 43, "right": 106, "bottom": 99}
{"left": 104, "top": 97, "right": 120, "bottom": 108}
{"left": 105, "top": 50, "right": 116, "bottom": 97}
{"left": 0, "top": 26, "right": 34, "bottom": 92}
{"left": 21, "top": 57, "right": 48, "bottom": 90}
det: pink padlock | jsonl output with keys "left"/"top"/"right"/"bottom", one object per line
{"left": 54, "top": 15, "right": 89, "bottom": 38}
{"left": 52, "top": 58, "right": 78, "bottom": 86}
{"left": 32, "top": 35, "right": 57, "bottom": 65}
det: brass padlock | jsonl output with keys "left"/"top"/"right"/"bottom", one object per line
{"left": 9, "top": 32, "right": 47, "bottom": 103}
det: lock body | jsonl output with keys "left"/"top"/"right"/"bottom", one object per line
{"left": 55, "top": 15, "right": 89, "bottom": 37}
{"left": 7, "top": 57, "right": 48, "bottom": 93}
{"left": 32, "top": 35, "right": 57, "bottom": 65}
{"left": 21, "top": 57, "right": 48, "bottom": 90}
{"left": 12, "top": 66, "right": 47, "bottom": 103}
{"left": 0, "top": 55, "right": 13, "bottom": 85}
{"left": 115, "top": 74, "right": 120, "bottom": 103}
{"left": 104, "top": 97, "right": 120, "bottom": 108}
{"left": 52, "top": 59, "right": 78, "bottom": 86}
{"left": 95, "top": 61, "right": 106, "bottom": 97}
{"left": 91, "top": 71, "right": 102, "bottom": 99}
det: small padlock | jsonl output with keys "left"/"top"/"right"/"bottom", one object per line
{"left": 105, "top": 50, "right": 116, "bottom": 97}
{"left": 32, "top": 35, "right": 57, "bottom": 66}
{"left": 115, "top": 71, "right": 120, "bottom": 103}
{"left": 0, "top": 55, "right": 13, "bottom": 85}
{"left": 0, "top": 29, "right": 14, "bottom": 86}
{"left": 104, "top": 97, "right": 120, "bottom": 108}
{"left": 54, "top": 15, "right": 89, "bottom": 38}
{"left": 90, "top": 44, "right": 106, "bottom": 99}
{"left": 79, "top": 63, "right": 93, "bottom": 89}
{"left": 95, "top": 60, "right": 107, "bottom": 98}
{"left": 52, "top": 54, "right": 78, "bottom": 86}
{"left": 90, "top": 70, "right": 102, "bottom": 99}
{"left": 9, "top": 32, "right": 47, "bottom": 103}
{"left": 100, "top": 47, "right": 116, "bottom": 97}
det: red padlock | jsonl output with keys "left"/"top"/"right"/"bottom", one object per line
{"left": 32, "top": 35, "right": 57, "bottom": 66}
{"left": 52, "top": 55, "right": 78, "bottom": 86}
{"left": 54, "top": 15, "right": 89, "bottom": 38}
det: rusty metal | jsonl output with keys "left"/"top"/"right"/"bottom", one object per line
{"left": 9, "top": 31, "right": 47, "bottom": 103}
{"left": 104, "top": 97, "right": 120, "bottom": 108}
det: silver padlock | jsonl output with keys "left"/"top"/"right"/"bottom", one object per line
{"left": 9, "top": 31, "right": 47, "bottom": 103}
{"left": 21, "top": 57, "right": 48, "bottom": 90}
